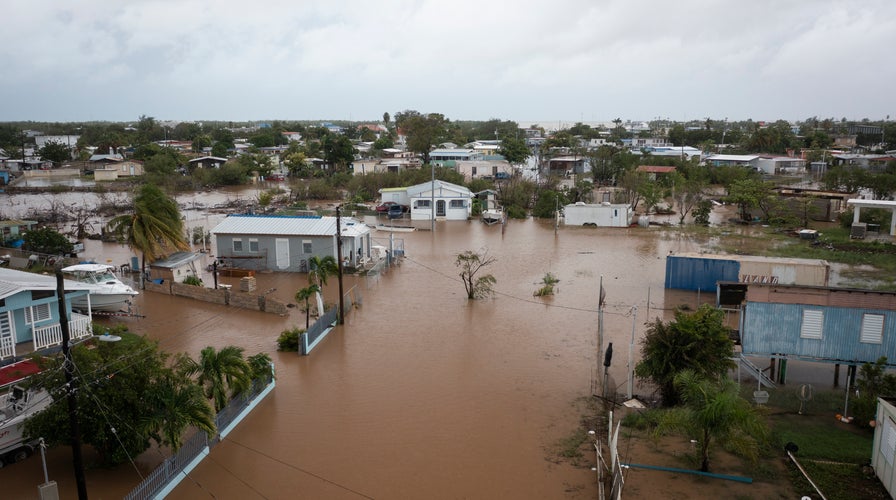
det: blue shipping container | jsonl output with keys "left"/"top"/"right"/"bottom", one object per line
{"left": 664, "top": 255, "right": 740, "bottom": 291}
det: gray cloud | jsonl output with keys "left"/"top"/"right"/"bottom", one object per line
{"left": 2, "top": 0, "right": 893, "bottom": 123}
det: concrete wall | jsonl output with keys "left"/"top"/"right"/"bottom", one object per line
{"left": 144, "top": 281, "right": 288, "bottom": 315}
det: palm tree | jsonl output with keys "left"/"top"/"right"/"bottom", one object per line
{"left": 295, "top": 284, "right": 320, "bottom": 329}
{"left": 247, "top": 352, "right": 274, "bottom": 385}
{"left": 106, "top": 184, "right": 189, "bottom": 283}
{"left": 654, "top": 370, "right": 768, "bottom": 472}
{"left": 307, "top": 255, "right": 337, "bottom": 316}
{"left": 183, "top": 346, "right": 252, "bottom": 412}
{"left": 141, "top": 374, "right": 216, "bottom": 450}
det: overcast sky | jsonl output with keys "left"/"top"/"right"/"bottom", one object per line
{"left": 3, "top": 0, "right": 894, "bottom": 126}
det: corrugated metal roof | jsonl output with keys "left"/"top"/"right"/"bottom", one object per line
{"left": 210, "top": 214, "right": 369, "bottom": 237}
{"left": 151, "top": 251, "right": 202, "bottom": 269}
{"left": 0, "top": 268, "right": 92, "bottom": 300}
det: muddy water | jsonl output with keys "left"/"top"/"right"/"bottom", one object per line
{"left": 0, "top": 203, "right": 799, "bottom": 499}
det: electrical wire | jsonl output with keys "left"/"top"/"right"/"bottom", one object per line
{"left": 223, "top": 437, "right": 375, "bottom": 500}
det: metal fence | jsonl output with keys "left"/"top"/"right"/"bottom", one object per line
{"left": 123, "top": 366, "right": 275, "bottom": 500}
{"left": 300, "top": 286, "right": 362, "bottom": 355}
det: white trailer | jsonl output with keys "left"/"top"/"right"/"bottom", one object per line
{"left": 563, "top": 202, "right": 633, "bottom": 227}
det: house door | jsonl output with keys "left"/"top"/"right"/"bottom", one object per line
{"left": 436, "top": 200, "right": 446, "bottom": 217}
{"left": 0, "top": 311, "right": 15, "bottom": 359}
{"left": 275, "top": 239, "right": 290, "bottom": 269}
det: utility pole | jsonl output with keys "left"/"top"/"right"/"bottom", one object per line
{"left": 55, "top": 270, "right": 88, "bottom": 500}
{"left": 335, "top": 206, "right": 345, "bottom": 324}
{"left": 627, "top": 305, "right": 638, "bottom": 400}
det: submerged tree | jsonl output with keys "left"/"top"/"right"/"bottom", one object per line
{"left": 635, "top": 304, "right": 735, "bottom": 406}
{"left": 455, "top": 249, "right": 497, "bottom": 299}
{"left": 654, "top": 370, "right": 768, "bottom": 472}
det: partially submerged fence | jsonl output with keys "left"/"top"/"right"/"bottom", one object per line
{"left": 300, "top": 286, "right": 362, "bottom": 355}
{"left": 123, "top": 365, "right": 276, "bottom": 500}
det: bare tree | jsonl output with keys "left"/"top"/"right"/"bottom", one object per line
{"left": 455, "top": 249, "right": 497, "bottom": 299}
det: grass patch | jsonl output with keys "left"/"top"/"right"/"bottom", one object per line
{"left": 771, "top": 414, "right": 873, "bottom": 463}
{"left": 786, "top": 459, "right": 887, "bottom": 500}
{"left": 556, "top": 429, "right": 588, "bottom": 463}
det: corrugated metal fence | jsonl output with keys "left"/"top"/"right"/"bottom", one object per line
{"left": 300, "top": 286, "right": 362, "bottom": 355}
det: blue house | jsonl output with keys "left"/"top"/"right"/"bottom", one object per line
{"left": 0, "top": 268, "right": 94, "bottom": 362}
{"left": 739, "top": 283, "right": 896, "bottom": 367}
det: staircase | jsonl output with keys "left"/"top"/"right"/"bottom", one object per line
{"left": 736, "top": 354, "right": 776, "bottom": 389}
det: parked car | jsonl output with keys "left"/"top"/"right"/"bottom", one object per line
{"left": 495, "top": 172, "right": 511, "bottom": 180}
{"left": 268, "top": 173, "right": 286, "bottom": 181}
{"left": 387, "top": 204, "right": 405, "bottom": 219}
{"left": 377, "top": 201, "right": 408, "bottom": 213}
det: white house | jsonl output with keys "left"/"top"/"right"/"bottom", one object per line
{"left": 406, "top": 180, "right": 473, "bottom": 221}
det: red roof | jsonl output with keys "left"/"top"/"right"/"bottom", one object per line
{"left": 0, "top": 359, "right": 42, "bottom": 387}
{"left": 637, "top": 166, "right": 677, "bottom": 174}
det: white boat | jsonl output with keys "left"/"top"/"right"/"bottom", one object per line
{"left": 0, "top": 385, "right": 50, "bottom": 465}
{"left": 61, "top": 264, "right": 139, "bottom": 312}
{"left": 375, "top": 224, "right": 416, "bottom": 233}
{"left": 476, "top": 189, "right": 504, "bottom": 225}
{"left": 481, "top": 206, "right": 504, "bottom": 225}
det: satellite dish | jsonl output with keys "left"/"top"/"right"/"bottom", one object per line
{"left": 797, "top": 384, "right": 814, "bottom": 415}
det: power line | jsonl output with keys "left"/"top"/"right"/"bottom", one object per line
{"left": 223, "top": 438, "right": 375, "bottom": 500}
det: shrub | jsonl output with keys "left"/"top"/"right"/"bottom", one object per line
{"left": 276, "top": 327, "right": 304, "bottom": 351}
{"left": 183, "top": 275, "right": 203, "bottom": 286}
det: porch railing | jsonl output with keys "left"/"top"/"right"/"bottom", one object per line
{"left": 32, "top": 313, "right": 93, "bottom": 351}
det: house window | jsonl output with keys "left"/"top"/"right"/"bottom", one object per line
{"left": 416, "top": 200, "right": 431, "bottom": 208}
{"left": 800, "top": 310, "right": 824, "bottom": 340}
{"left": 302, "top": 240, "right": 312, "bottom": 254}
{"left": 860, "top": 314, "right": 885, "bottom": 344}
{"left": 249, "top": 239, "right": 259, "bottom": 252}
{"left": 233, "top": 239, "right": 243, "bottom": 252}
{"left": 25, "top": 303, "right": 51, "bottom": 325}
{"left": 450, "top": 200, "right": 465, "bottom": 209}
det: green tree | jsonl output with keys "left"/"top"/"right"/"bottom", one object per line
{"left": 455, "top": 249, "right": 497, "bottom": 299}
{"left": 211, "top": 142, "right": 229, "bottom": 158}
{"left": 532, "top": 189, "right": 564, "bottom": 218}
{"left": 106, "top": 184, "right": 189, "bottom": 279}
{"left": 727, "top": 178, "right": 775, "bottom": 221}
{"left": 141, "top": 373, "right": 216, "bottom": 451}
{"left": 183, "top": 346, "right": 253, "bottom": 412}
{"left": 307, "top": 255, "right": 338, "bottom": 315}
{"left": 25, "top": 331, "right": 214, "bottom": 465}
{"left": 854, "top": 357, "right": 896, "bottom": 427}
{"left": 396, "top": 110, "right": 449, "bottom": 164}
{"left": 497, "top": 134, "right": 529, "bottom": 166}
{"left": 654, "top": 370, "right": 768, "bottom": 472}
{"left": 671, "top": 174, "right": 706, "bottom": 224}
{"left": 295, "top": 284, "right": 321, "bottom": 329}
{"left": 37, "top": 140, "right": 72, "bottom": 165}
{"left": 692, "top": 199, "right": 713, "bottom": 226}
{"left": 635, "top": 305, "right": 735, "bottom": 406}
{"left": 322, "top": 134, "right": 356, "bottom": 172}
{"left": 23, "top": 226, "right": 74, "bottom": 255}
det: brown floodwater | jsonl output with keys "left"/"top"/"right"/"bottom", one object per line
{"left": 0, "top": 196, "right": 842, "bottom": 499}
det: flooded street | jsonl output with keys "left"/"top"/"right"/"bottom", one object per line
{"left": 1, "top": 195, "right": 840, "bottom": 499}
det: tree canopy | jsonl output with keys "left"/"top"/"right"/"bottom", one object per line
{"left": 23, "top": 226, "right": 74, "bottom": 255}
{"left": 25, "top": 331, "right": 215, "bottom": 465}
{"left": 635, "top": 305, "right": 735, "bottom": 406}
{"left": 106, "top": 184, "right": 189, "bottom": 273}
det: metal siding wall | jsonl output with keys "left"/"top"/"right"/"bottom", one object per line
{"left": 664, "top": 256, "right": 739, "bottom": 291}
{"left": 743, "top": 302, "right": 896, "bottom": 363}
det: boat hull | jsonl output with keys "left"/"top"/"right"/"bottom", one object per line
{"left": 71, "top": 292, "right": 137, "bottom": 312}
